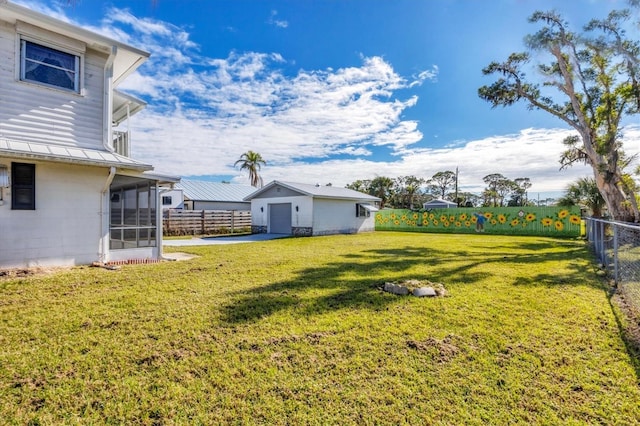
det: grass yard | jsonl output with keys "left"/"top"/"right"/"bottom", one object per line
{"left": 1, "top": 232, "right": 639, "bottom": 424}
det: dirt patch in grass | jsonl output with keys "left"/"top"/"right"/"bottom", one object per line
{"left": 407, "top": 335, "right": 462, "bottom": 362}
{"left": 611, "top": 290, "right": 640, "bottom": 365}
{"left": 0, "top": 267, "right": 69, "bottom": 279}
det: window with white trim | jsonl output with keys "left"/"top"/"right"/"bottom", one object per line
{"left": 20, "top": 40, "right": 80, "bottom": 92}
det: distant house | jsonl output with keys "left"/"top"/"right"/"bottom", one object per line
{"left": 0, "top": 1, "right": 178, "bottom": 268}
{"left": 245, "top": 181, "right": 380, "bottom": 236}
{"left": 423, "top": 199, "right": 458, "bottom": 209}
{"left": 165, "top": 180, "right": 255, "bottom": 210}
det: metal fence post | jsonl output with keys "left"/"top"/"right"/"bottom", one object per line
{"left": 613, "top": 225, "right": 619, "bottom": 285}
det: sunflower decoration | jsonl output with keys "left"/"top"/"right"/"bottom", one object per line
{"left": 491, "top": 219, "right": 497, "bottom": 225}
{"left": 525, "top": 213, "right": 536, "bottom": 222}
{"left": 464, "top": 221, "right": 471, "bottom": 227}
{"left": 541, "top": 217, "right": 554, "bottom": 227}
{"left": 484, "top": 212, "right": 493, "bottom": 219}
{"left": 569, "top": 215, "right": 581, "bottom": 225}
{"left": 394, "top": 220, "right": 400, "bottom": 225}
{"left": 440, "top": 215, "right": 448, "bottom": 223}
{"left": 558, "top": 209, "right": 569, "bottom": 219}
{"left": 511, "top": 218, "right": 520, "bottom": 227}
{"left": 449, "top": 215, "right": 456, "bottom": 222}
{"left": 455, "top": 221, "right": 462, "bottom": 227}
{"left": 497, "top": 214, "right": 507, "bottom": 224}
{"left": 390, "top": 213, "right": 396, "bottom": 220}
{"left": 459, "top": 213, "right": 468, "bottom": 221}
{"left": 412, "top": 213, "right": 419, "bottom": 220}
{"left": 555, "top": 221, "right": 564, "bottom": 231}
{"left": 429, "top": 213, "right": 435, "bottom": 220}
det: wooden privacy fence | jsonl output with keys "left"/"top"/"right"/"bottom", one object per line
{"left": 163, "top": 210, "right": 252, "bottom": 236}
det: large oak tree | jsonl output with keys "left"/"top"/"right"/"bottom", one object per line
{"left": 479, "top": 7, "right": 640, "bottom": 221}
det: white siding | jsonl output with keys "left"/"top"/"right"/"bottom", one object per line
{"left": 0, "top": 21, "right": 106, "bottom": 150}
{"left": 0, "top": 159, "right": 106, "bottom": 268}
{"left": 313, "top": 199, "right": 376, "bottom": 235}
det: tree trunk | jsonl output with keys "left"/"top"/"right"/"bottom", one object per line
{"left": 595, "top": 174, "right": 635, "bottom": 221}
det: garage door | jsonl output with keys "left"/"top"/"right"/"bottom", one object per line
{"left": 269, "top": 203, "right": 292, "bottom": 234}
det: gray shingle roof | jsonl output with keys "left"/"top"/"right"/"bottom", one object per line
{"left": 176, "top": 179, "right": 255, "bottom": 202}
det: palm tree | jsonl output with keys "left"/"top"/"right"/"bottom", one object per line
{"left": 235, "top": 151, "right": 266, "bottom": 187}
{"left": 558, "top": 177, "right": 606, "bottom": 217}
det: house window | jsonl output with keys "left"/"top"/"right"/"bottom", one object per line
{"left": 20, "top": 40, "right": 80, "bottom": 92}
{"left": 356, "top": 204, "right": 370, "bottom": 218}
{"left": 356, "top": 203, "right": 378, "bottom": 218}
{"left": 11, "top": 163, "right": 35, "bottom": 210}
{"left": 110, "top": 182, "right": 157, "bottom": 249}
{"left": 162, "top": 196, "right": 172, "bottom": 206}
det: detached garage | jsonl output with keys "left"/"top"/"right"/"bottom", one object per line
{"left": 245, "top": 181, "right": 381, "bottom": 236}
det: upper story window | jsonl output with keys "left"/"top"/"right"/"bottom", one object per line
{"left": 20, "top": 40, "right": 80, "bottom": 93}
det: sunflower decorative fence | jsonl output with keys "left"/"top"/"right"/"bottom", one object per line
{"left": 586, "top": 218, "right": 640, "bottom": 318}
{"left": 375, "top": 206, "right": 582, "bottom": 237}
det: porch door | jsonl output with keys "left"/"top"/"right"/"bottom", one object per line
{"left": 269, "top": 203, "right": 292, "bottom": 234}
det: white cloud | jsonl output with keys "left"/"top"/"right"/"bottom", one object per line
{"left": 22, "top": 2, "right": 637, "bottom": 196}
{"left": 267, "top": 10, "right": 289, "bottom": 28}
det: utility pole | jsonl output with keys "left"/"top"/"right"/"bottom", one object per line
{"left": 455, "top": 167, "right": 459, "bottom": 207}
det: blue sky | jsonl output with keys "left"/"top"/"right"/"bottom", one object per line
{"left": 18, "top": 0, "right": 640, "bottom": 197}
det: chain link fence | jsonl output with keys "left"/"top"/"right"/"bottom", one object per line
{"left": 586, "top": 217, "right": 640, "bottom": 317}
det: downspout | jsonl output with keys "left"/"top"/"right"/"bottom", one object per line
{"left": 97, "top": 47, "right": 118, "bottom": 264}
{"left": 103, "top": 45, "right": 117, "bottom": 152}
{"left": 98, "top": 166, "right": 117, "bottom": 263}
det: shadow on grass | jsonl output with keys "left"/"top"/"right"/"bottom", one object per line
{"left": 220, "top": 241, "right": 602, "bottom": 324}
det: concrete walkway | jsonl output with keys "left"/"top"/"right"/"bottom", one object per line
{"left": 163, "top": 233, "right": 289, "bottom": 246}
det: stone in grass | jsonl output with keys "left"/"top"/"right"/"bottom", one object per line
{"left": 384, "top": 282, "right": 410, "bottom": 296}
{"left": 412, "top": 287, "right": 437, "bottom": 297}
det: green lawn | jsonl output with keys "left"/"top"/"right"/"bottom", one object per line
{"left": 1, "top": 232, "right": 639, "bottom": 424}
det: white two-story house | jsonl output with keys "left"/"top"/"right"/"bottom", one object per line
{"left": 0, "top": 1, "right": 177, "bottom": 268}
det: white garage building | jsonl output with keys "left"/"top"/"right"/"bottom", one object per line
{"left": 245, "top": 181, "right": 380, "bottom": 236}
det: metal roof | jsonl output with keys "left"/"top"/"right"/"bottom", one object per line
{"left": 0, "top": 138, "right": 152, "bottom": 171}
{"left": 245, "top": 180, "right": 381, "bottom": 201}
{"left": 176, "top": 179, "right": 255, "bottom": 202}
{"left": 423, "top": 198, "right": 458, "bottom": 207}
